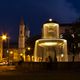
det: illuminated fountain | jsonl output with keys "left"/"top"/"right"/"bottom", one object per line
{"left": 34, "top": 19, "right": 68, "bottom": 62}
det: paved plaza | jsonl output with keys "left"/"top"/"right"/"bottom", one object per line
{"left": 0, "top": 65, "right": 80, "bottom": 80}
{"left": 0, "top": 70, "right": 79, "bottom": 80}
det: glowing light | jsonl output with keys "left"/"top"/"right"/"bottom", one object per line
{"left": 10, "top": 51, "right": 13, "bottom": 54}
{"left": 63, "top": 40, "right": 67, "bottom": 43}
{"left": 20, "top": 53, "right": 23, "bottom": 56}
{"left": 7, "top": 50, "right": 9, "bottom": 53}
{"left": 1, "top": 34, "right": 7, "bottom": 40}
{"left": 34, "top": 57, "right": 37, "bottom": 62}
{"left": 39, "top": 42, "right": 57, "bottom": 47}
{"left": 34, "top": 59, "right": 37, "bottom": 62}
{"left": 27, "top": 47, "right": 31, "bottom": 51}
{"left": 49, "top": 18, "right": 52, "bottom": 21}
{"left": 61, "top": 54, "right": 64, "bottom": 57}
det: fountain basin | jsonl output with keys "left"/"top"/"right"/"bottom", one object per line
{"left": 34, "top": 39, "right": 68, "bottom": 62}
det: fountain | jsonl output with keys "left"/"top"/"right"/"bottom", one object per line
{"left": 34, "top": 19, "right": 68, "bottom": 62}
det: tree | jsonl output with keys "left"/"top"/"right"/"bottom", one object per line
{"left": 63, "top": 29, "right": 73, "bottom": 54}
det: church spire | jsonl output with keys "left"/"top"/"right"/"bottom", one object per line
{"left": 18, "top": 16, "right": 25, "bottom": 61}
{"left": 20, "top": 16, "right": 24, "bottom": 25}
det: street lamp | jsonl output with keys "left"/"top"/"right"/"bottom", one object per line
{"left": 1, "top": 34, "right": 10, "bottom": 64}
{"left": 0, "top": 34, "right": 9, "bottom": 62}
{"left": 27, "top": 47, "right": 32, "bottom": 61}
{"left": 27, "top": 47, "right": 31, "bottom": 51}
{"left": 1, "top": 34, "right": 7, "bottom": 40}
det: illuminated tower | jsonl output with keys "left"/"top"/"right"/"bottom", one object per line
{"left": 18, "top": 17, "right": 26, "bottom": 60}
{"left": 18, "top": 17, "right": 30, "bottom": 61}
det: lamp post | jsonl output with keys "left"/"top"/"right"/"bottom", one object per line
{"left": 27, "top": 47, "right": 31, "bottom": 61}
{"left": 1, "top": 34, "right": 10, "bottom": 64}
{"left": 27, "top": 47, "right": 31, "bottom": 51}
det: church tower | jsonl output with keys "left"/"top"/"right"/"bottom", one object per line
{"left": 18, "top": 17, "right": 30, "bottom": 61}
{"left": 18, "top": 17, "right": 26, "bottom": 60}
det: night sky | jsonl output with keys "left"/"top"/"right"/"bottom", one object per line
{"left": 0, "top": 0, "right": 80, "bottom": 42}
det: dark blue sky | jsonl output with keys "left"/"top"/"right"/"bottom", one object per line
{"left": 0, "top": 0, "right": 80, "bottom": 42}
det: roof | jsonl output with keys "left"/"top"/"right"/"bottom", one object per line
{"left": 20, "top": 16, "right": 25, "bottom": 25}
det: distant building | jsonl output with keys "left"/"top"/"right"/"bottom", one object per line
{"left": 59, "top": 24, "right": 73, "bottom": 38}
{"left": 59, "top": 24, "right": 73, "bottom": 34}
{"left": 18, "top": 17, "right": 30, "bottom": 61}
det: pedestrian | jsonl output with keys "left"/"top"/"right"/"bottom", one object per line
{"left": 18, "top": 56, "right": 24, "bottom": 65}
{"left": 47, "top": 56, "right": 53, "bottom": 70}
